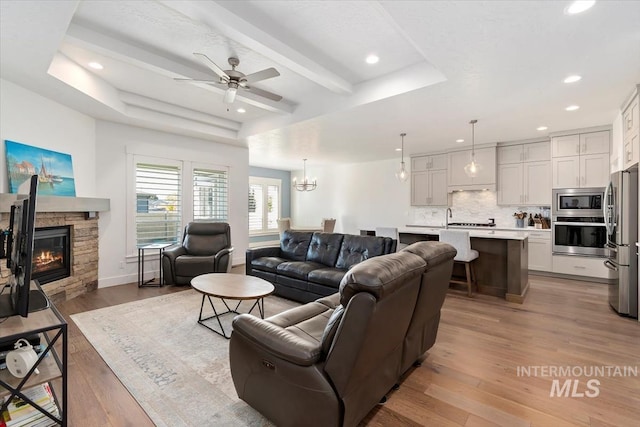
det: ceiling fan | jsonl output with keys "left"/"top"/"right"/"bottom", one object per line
{"left": 175, "top": 53, "right": 282, "bottom": 105}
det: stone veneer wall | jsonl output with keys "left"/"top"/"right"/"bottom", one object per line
{"left": 0, "top": 211, "right": 99, "bottom": 305}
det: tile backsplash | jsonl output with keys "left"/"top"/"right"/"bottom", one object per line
{"left": 411, "top": 191, "right": 550, "bottom": 228}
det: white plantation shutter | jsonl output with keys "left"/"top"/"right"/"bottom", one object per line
{"left": 193, "top": 167, "right": 228, "bottom": 221}
{"left": 267, "top": 184, "right": 279, "bottom": 230}
{"left": 248, "top": 183, "right": 264, "bottom": 231}
{"left": 249, "top": 177, "right": 281, "bottom": 234}
{"left": 135, "top": 162, "right": 182, "bottom": 246}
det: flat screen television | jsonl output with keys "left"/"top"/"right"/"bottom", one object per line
{"left": 0, "top": 175, "right": 48, "bottom": 318}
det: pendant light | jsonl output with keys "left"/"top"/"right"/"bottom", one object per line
{"left": 396, "top": 132, "right": 408, "bottom": 182}
{"left": 292, "top": 159, "right": 317, "bottom": 191}
{"left": 464, "top": 119, "right": 481, "bottom": 178}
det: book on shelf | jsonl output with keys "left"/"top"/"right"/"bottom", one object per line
{"left": 1, "top": 383, "right": 59, "bottom": 427}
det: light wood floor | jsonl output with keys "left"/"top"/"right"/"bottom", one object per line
{"left": 55, "top": 274, "right": 640, "bottom": 427}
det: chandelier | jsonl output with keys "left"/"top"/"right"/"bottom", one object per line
{"left": 396, "top": 133, "right": 408, "bottom": 182}
{"left": 293, "top": 159, "right": 317, "bottom": 192}
{"left": 464, "top": 119, "right": 481, "bottom": 178}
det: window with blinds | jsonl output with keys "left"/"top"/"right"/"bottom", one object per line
{"left": 135, "top": 162, "right": 182, "bottom": 246}
{"left": 249, "top": 177, "right": 281, "bottom": 234}
{"left": 193, "top": 167, "right": 228, "bottom": 221}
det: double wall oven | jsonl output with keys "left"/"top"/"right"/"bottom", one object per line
{"left": 552, "top": 188, "right": 606, "bottom": 257}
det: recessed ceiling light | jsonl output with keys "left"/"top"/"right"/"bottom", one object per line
{"left": 565, "top": 0, "right": 596, "bottom": 15}
{"left": 395, "top": 148, "right": 402, "bottom": 152}
{"left": 537, "top": 126, "right": 548, "bottom": 131}
{"left": 563, "top": 75, "right": 582, "bottom": 83}
{"left": 565, "top": 105, "right": 580, "bottom": 111}
{"left": 236, "top": 108, "right": 246, "bottom": 113}
{"left": 88, "top": 62, "right": 103, "bottom": 70}
{"left": 456, "top": 139, "right": 464, "bottom": 143}
{"left": 365, "top": 54, "right": 379, "bottom": 65}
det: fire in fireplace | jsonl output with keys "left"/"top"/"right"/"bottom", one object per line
{"left": 32, "top": 226, "right": 71, "bottom": 285}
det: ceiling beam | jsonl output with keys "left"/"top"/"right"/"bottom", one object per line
{"left": 158, "top": 0, "right": 354, "bottom": 95}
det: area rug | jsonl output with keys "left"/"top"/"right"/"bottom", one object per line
{"left": 71, "top": 290, "right": 299, "bottom": 427}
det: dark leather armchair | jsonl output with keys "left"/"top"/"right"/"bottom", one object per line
{"left": 161, "top": 222, "right": 234, "bottom": 285}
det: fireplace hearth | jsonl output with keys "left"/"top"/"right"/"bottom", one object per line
{"left": 33, "top": 226, "right": 71, "bottom": 285}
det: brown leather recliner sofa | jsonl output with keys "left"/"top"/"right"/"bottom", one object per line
{"left": 230, "top": 241, "right": 456, "bottom": 427}
{"left": 245, "top": 230, "right": 397, "bottom": 303}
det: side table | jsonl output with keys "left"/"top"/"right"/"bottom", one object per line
{"left": 137, "top": 243, "right": 172, "bottom": 287}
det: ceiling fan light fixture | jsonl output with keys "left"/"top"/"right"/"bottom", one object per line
{"left": 224, "top": 86, "right": 238, "bottom": 104}
{"left": 464, "top": 119, "right": 482, "bottom": 178}
{"left": 396, "top": 133, "right": 409, "bottom": 183}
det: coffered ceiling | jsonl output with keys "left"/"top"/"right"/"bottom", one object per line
{"left": 1, "top": 1, "right": 639, "bottom": 170}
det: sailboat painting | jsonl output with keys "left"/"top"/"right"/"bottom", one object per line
{"left": 5, "top": 140, "right": 76, "bottom": 196}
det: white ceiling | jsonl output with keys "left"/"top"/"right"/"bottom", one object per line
{"left": 1, "top": 1, "right": 639, "bottom": 171}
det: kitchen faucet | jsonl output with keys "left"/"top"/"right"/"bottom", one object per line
{"left": 445, "top": 208, "right": 452, "bottom": 229}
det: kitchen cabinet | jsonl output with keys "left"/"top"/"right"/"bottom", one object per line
{"left": 411, "top": 169, "right": 447, "bottom": 206}
{"left": 552, "top": 254, "right": 614, "bottom": 279}
{"left": 497, "top": 141, "right": 550, "bottom": 205}
{"left": 528, "top": 231, "right": 551, "bottom": 272}
{"left": 411, "top": 153, "right": 447, "bottom": 172}
{"left": 551, "top": 130, "right": 610, "bottom": 188}
{"left": 447, "top": 147, "right": 496, "bottom": 191}
{"left": 622, "top": 87, "right": 639, "bottom": 169}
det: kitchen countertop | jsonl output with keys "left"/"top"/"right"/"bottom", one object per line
{"left": 401, "top": 225, "right": 547, "bottom": 240}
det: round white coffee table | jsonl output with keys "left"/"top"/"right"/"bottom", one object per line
{"left": 190, "top": 273, "right": 275, "bottom": 339}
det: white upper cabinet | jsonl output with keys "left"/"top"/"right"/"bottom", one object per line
{"left": 411, "top": 154, "right": 447, "bottom": 172}
{"left": 411, "top": 154, "right": 448, "bottom": 206}
{"left": 497, "top": 141, "right": 550, "bottom": 205}
{"left": 552, "top": 135, "right": 580, "bottom": 157}
{"left": 622, "top": 87, "right": 639, "bottom": 169}
{"left": 551, "top": 130, "right": 610, "bottom": 188}
{"left": 580, "top": 132, "right": 609, "bottom": 155}
{"left": 448, "top": 147, "right": 496, "bottom": 191}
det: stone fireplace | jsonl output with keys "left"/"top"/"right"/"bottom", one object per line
{"left": 32, "top": 225, "right": 71, "bottom": 285}
{"left": 0, "top": 194, "right": 109, "bottom": 304}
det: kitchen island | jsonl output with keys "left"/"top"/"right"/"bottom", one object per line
{"left": 400, "top": 226, "right": 529, "bottom": 303}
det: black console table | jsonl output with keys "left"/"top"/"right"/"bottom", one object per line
{"left": 0, "top": 281, "right": 67, "bottom": 425}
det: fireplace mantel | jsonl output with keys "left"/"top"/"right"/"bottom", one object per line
{"left": 0, "top": 193, "right": 110, "bottom": 214}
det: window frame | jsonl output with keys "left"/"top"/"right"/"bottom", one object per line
{"left": 249, "top": 176, "right": 282, "bottom": 236}
{"left": 127, "top": 154, "right": 230, "bottom": 257}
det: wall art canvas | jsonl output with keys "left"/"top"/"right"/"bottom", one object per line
{"left": 5, "top": 140, "right": 76, "bottom": 196}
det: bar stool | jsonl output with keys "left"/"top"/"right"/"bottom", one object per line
{"left": 375, "top": 227, "right": 407, "bottom": 251}
{"left": 438, "top": 230, "right": 478, "bottom": 297}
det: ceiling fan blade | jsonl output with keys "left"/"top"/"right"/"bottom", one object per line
{"left": 193, "top": 53, "right": 229, "bottom": 80}
{"left": 224, "top": 87, "right": 238, "bottom": 104}
{"left": 244, "top": 67, "right": 280, "bottom": 84}
{"left": 174, "top": 78, "right": 226, "bottom": 84}
{"left": 245, "top": 86, "right": 283, "bottom": 102}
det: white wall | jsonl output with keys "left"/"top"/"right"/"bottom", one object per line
{"left": 292, "top": 159, "right": 411, "bottom": 234}
{"left": 291, "top": 158, "right": 551, "bottom": 232}
{"left": 0, "top": 79, "right": 96, "bottom": 195}
{"left": 95, "top": 121, "right": 249, "bottom": 287}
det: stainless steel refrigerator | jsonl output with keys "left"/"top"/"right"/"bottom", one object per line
{"left": 604, "top": 166, "right": 638, "bottom": 318}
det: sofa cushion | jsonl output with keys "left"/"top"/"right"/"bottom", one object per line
{"left": 251, "top": 256, "right": 289, "bottom": 273}
{"left": 335, "top": 235, "right": 389, "bottom": 270}
{"left": 183, "top": 222, "right": 230, "bottom": 256}
{"left": 277, "top": 261, "right": 326, "bottom": 280}
{"left": 281, "top": 230, "right": 314, "bottom": 261}
{"left": 308, "top": 268, "right": 347, "bottom": 288}
{"left": 306, "top": 233, "right": 344, "bottom": 266}
{"left": 174, "top": 254, "right": 215, "bottom": 277}
{"left": 339, "top": 251, "right": 426, "bottom": 306}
